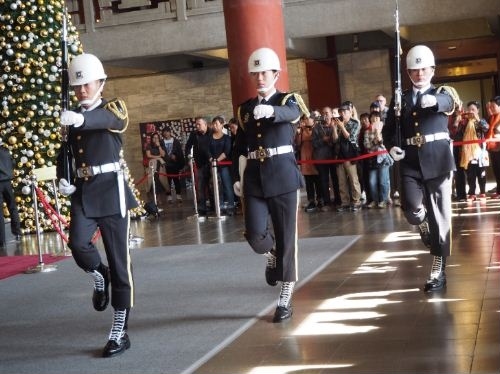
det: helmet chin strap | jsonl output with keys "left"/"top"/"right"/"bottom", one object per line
{"left": 79, "top": 81, "right": 105, "bottom": 108}
{"left": 257, "top": 73, "right": 279, "bottom": 95}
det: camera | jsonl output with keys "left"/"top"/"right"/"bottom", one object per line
{"left": 334, "top": 115, "right": 344, "bottom": 122}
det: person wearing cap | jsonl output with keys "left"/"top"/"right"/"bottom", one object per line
{"left": 332, "top": 102, "right": 362, "bottom": 211}
{"left": 161, "top": 126, "right": 185, "bottom": 203}
{"left": 57, "top": 53, "right": 138, "bottom": 357}
{"left": 233, "top": 47, "right": 308, "bottom": 323}
{"left": 383, "top": 45, "right": 455, "bottom": 292}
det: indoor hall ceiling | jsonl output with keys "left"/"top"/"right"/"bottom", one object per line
{"left": 103, "top": 16, "right": 500, "bottom": 79}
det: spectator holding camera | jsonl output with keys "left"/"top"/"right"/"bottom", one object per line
{"left": 312, "top": 106, "right": 341, "bottom": 210}
{"left": 332, "top": 102, "right": 362, "bottom": 212}
{"left": 296, "top": 114, "right": 320, "bottom": 212}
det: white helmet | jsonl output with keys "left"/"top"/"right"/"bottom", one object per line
{"left": 68, "top": 53, "right": 107, "bottom": 86}
{"left": 247, "top": 47, "right": 281, "bottom": 73}
{"left": 406, "top": 45, "right": 435, "bottom": 69}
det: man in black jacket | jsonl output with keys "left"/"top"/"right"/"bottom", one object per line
{"left": 383, "top": 45, "right": 455, "bottom": 292}
{"left": 161, "top": 127, "right": 185, "bottom": 203}
{"left": 233, "top": 47, "right": 308, "bottom": 323}
{"left": 185, "top": 117, "right": 213, "bottom": 215}
{"left": 58, "top": 53, "right": 138, "bottom": 357}
{"left": 0, "top": 143, "right": 21, "bottom": 248}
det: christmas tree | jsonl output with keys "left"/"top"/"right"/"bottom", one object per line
{"left": 0, "top": 0, "right": 144, "bottom": 234}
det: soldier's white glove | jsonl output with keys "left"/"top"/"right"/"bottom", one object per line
{"left": 60, "top": 110, "right": 84, "bottom": 127}
{"left": 233, "top": 181, "right": 242, "bottom": 197}
{"left": 389, "top": 146, "right": 405, "bottom": 161}
{"left": 420, "top": 94, "right": 437, "bottom": 108}
{"left": 253, "top": 105, "right": 274, "bottom": 119}
{"left": 58, "top": 178, "right": 76, "bottom": 196}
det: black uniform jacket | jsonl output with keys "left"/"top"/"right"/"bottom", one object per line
{"left": 384, "top": 86, "right": 456, "bottom": 180}
{"left": 58, "top": 99, "right": 138, "bottom": 218}
{"left": 0, "top": 147, "right": 14, "bottom": 182}
{"left": 236, "top": 91, "right": 305, "bottom": 198}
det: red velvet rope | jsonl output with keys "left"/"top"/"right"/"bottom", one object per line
{"left": 135, "top": 138, "right": 498, "bottom": 185}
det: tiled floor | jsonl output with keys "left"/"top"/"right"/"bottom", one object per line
{"left": 4, "top": 190, "right": 500, "bottom": 374}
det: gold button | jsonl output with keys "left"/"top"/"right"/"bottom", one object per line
{"left": 82, "top": 163, "right": 86, "bottom": 167}
{"left": 84, "top": 177, "right": 89, "bottom": 181}
{"left": 257, "top": 123, "right": 260, "bottom": 127}
{"left": 257, "top": 134, "right": 262, "bottom": 138}
{"left": 79, "top": 149, "right": 83, "bottom": 154}
{"left": 77, "top": 135, "right": 81, "bottom": 140}
{"left": 258, "top": 146, "right": 263, "bottom": 149}
{"left": 260, "top": 159, "right": 264, "bottom": 162}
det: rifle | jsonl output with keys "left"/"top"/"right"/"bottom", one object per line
{"left": 394, "top": 0, "right": 402, "bottom": 147}
{"left": 59, "top": 10, "right": 73, "bottom": 182}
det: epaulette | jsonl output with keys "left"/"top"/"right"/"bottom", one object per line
{"left": 237, "top": 98, "right": 255, "bottom": 131}
{"left": 280, "top": 92, "right": 310, "bottom": 124}
{"left": 105, "top": 98, "right": 129, "bottom": 133}
{"left": 436, "top": 85, "right": 462, "bottom": 116}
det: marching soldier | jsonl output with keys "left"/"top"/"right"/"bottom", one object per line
{"left": 233, "top": 47, "right": 308, "bottom": 322}
{"left": 57, "top": 53, "right": 138, "bottom": 357}
{"left": 384, "top": 45, "right": 456, "bottom": 292}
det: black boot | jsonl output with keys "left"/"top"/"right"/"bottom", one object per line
{"left": 424, "top": 256, "right": 447, "bottom": 292}
{"left": 273, "top": 282, "right": 294, "bottom": 323}
{"left": 264, "top": 250, "right": 278, "bottom": 287}
{"left": 89, "top": 264, "right": 110, "bottom": 312}
{"left": 102, "top": 308, "right": 131, "bottom": 358}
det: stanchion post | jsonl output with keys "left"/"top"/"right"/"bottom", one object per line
{"left": 51, "top": 178, "right": 70, "bottom": 256}
{"left": 209, "top": 159, "right": 226, "bottom": 221}
{"left": 25, "top": 174, "right": 57, "bottom": 274}
{"left": 187, "top": 150, "right": 204, "bottom": 221}
{"left": 149, "top": 160, "right": 158, "bottom": 208}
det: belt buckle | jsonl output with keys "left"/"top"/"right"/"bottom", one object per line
{"left": 256, "top": 148, "right": 269, "bottom": 159}
{"left": 78, "top": 166, "right": 92, "bottom": 178}
{"left": 412, "top": 135, "right": 425, "bottom": 146}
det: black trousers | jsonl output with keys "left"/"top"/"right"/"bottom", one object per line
{"left": 0, "top": 180, "right": 21, "bottom": 245}
{"left": 68, "top": 194, "right": 134, "bottom": 310}
{"left": 401, "top": 169, "right": 452, "bottom": 257}
{"left": 316, "top": 163, "right": 340, "bottom": 205}
{"left": 244, "top": 190, "right": 299, "bottom": 282}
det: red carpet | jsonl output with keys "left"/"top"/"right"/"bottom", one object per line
{"left": 0, "top": 255, "right": 67, "bottom": 280}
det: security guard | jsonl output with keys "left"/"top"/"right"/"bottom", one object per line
{"left": 383, "top": 45, "right": 456, "bottom": 292}
{"left": 57, "top": 53, "right": 138, "bottom": 357}
{"left": 233, "top": 47, "right": 308, "bottom": 322}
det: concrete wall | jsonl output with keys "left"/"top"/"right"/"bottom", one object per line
{"left": 337, "top": 49, "right": 393, "bottom": 113}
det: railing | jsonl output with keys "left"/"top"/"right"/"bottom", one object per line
{"left": 66, "top": 0, "right": 223, "bottom": 31}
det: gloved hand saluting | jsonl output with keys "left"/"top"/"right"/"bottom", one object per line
{"left": 60, "top": 111, "right": 84, "bottom": 127}
{"left": 58, "top": 178, "right": 76, "bottom": 196}
{"left": 389, "top": 146, "right": 405, "bottom": 161}
{"left": 253, "top": 105, "right": 274, "bottom": 119}
{"left": 420, "top": 94, "right": 437, "bottom": 108}
{"left": 233, "top": 181, "right": 242, "bottom": 197}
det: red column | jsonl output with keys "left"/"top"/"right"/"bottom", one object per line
{"left": 222, "top": 0, "right": 289, "bottom": 115}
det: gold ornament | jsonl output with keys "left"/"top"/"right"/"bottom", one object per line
{"left": 18, "top": 126, "right": 27, "bottom": 134}
{"left": 23, "top": 67, "right": 32, "bottom": 76}
{"left": 8, "top": 136, "right": 17, "bottom": 145}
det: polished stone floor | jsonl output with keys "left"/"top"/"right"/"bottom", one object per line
{"left": 4, "top": 188, "right": 500, "bottom": 374}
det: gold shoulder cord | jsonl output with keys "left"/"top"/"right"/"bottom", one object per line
{"left": 436, "top": 86, "right": 462, "bottom": 116}
{"left": 281, "top": 93, "right": 310, "bottom": 123}
{"left": 105, "top": 98, "right": 129, "bottom": 133}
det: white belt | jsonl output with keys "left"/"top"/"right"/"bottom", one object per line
{"left": 76, "top": 162, "right": 122, "bottom": 178}
{"left": 247, "top": 145, "right": 294, "bottom": 160}
{"left": 405, "top": 132, "right": 449, "bottom": 146}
